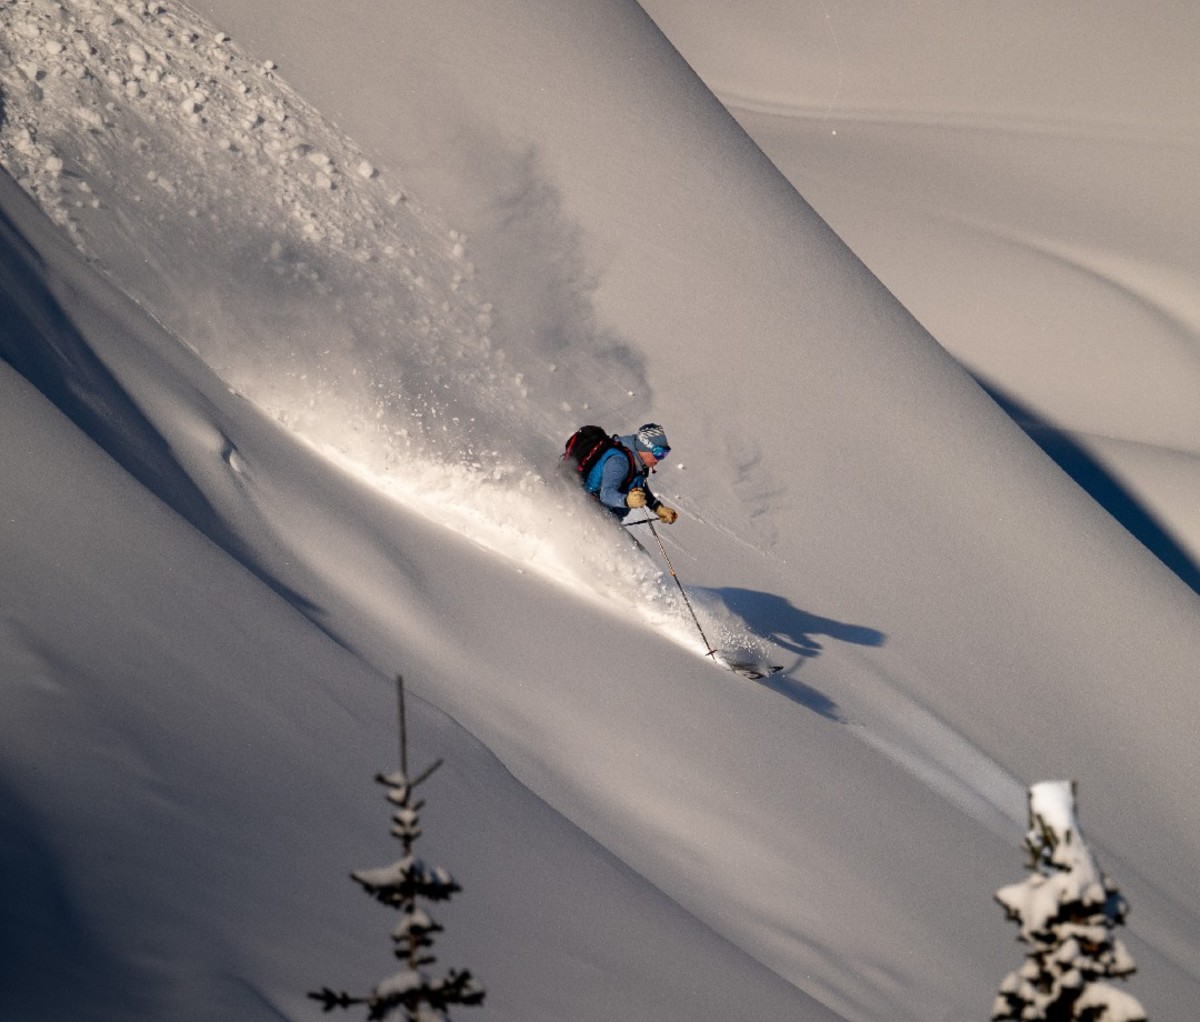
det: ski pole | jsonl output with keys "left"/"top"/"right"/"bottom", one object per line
{"left": 640, "top": 517, "right": 719, "bottom": 660}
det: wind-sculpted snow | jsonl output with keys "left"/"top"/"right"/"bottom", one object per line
{"left": 719, "top": 98, "right": 1200, "bottom": 574}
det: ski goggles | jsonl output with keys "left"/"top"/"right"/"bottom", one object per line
{"left": 650, "top": 444, "right": 670, "bottom": 460}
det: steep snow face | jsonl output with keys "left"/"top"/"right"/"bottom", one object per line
{"left": 639, "top": 0, "right": 1200, "bottom": 571}
{"left": 1, "top": 0, "right": 532, "bottom": 460}
{"left": 0, "top": 355, "right": 830, "bottom": 1022}
{"left": 5, "top": 1, "right": 1200, "bottom": 1020}
{"left": 0, "top": 0, "right": 650, "bottom": 472}
{"left": 0, "top": 0, "right": 735, "bottom": 645}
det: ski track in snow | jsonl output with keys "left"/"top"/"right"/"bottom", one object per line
{"left": 0, "top": 0, "right": 772, "bottom": 669}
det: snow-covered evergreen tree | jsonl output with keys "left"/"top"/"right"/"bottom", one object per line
{"left": 310, "top": 678, "right": 484, "bottom": 1021}
{"left": 993, "top": 780, "right": 1146, "bottom": 1021}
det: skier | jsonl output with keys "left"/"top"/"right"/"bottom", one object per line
{"left": 564, "top": 422, "right": 780, "bottom": 680}
{"left": 572, "top": 422, "right": 679, "bottom": 524}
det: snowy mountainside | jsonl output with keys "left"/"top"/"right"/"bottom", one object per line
{"left": 0, "top": 160, "right": 842, "bottom": 1022}
{"left": 0, "top": 0, "right": 647, "bottom": 470}
{"left": 636, "top": 0, "right": 1200, "bottom": 577}
{"left": 0, "top": 348, "right": 826, "bottom": 1022}
{"left": 0, "top": 0, "right": 720, "bottom": 637}
{"left": 5, "top": 1, "right": 1200, "bottom": 1020}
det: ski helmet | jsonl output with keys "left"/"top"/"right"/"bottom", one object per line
{"left": 634, "top": 423, "right": 670, "bottom": 457}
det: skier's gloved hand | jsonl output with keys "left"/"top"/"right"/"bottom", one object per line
{"left": 656, "top": 505, "right": 678, "bottom": 524}
{"left": 626, "top": 488, "right": 647, "bottom": 509}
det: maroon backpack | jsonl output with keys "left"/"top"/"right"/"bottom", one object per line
{"left": 562, "top": 425, "right": 637, "bottom": 490}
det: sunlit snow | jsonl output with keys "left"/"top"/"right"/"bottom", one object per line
{"left": 3, "top": 1, "right": 1199, "bottom": 1021}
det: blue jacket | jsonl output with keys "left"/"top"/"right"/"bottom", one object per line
{"left": 584, "top": 434, "right": 662, "bottom": 519}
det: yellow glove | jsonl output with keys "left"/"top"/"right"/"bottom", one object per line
{"left": 656, "top": 505, "right": 678, "bottom": 524}
{"left": 626, "top": 487, "right": 647, "bottom": 509}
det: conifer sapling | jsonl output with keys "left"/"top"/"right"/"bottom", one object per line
{"left": 310, "top": 677, "right": 484, "bottom": 1021}
{"left": 993, "top": 780, "right": 1145, "bottom": 1022}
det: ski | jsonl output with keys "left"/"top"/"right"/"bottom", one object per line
{"left": 711, "top": 654, "right": 783, "bottom": 681}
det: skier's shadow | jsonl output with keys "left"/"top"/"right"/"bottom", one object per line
{"left": 710, "top": 588, "right": 886, "bottom": 722}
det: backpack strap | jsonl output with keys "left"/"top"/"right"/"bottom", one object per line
{"left": 615, "top": 445, "right": 639, "bottom": 490}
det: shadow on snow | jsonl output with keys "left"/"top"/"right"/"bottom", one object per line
{"left": 978, "top": 377, "right": 1200, "bottom": 598}
{"left": 0, "top": 173, "right": 328, "bottom": 626}
{"left": 708, "top": 587, "right": 885, "bottom": 722}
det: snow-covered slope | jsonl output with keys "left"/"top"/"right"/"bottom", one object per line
{"left": 2, "top": 1, "right": 1199, "bottom": 1020}
{"left": 0, "top": 165, "right": 830, "bottom": 1021}
{"left": 640, "top": 0, "right": 1200, "bottom": 578}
